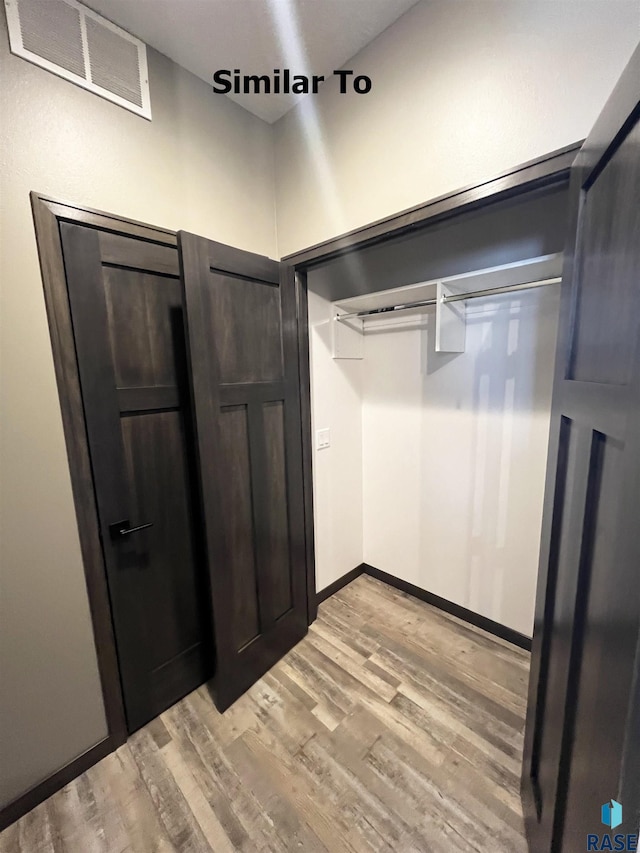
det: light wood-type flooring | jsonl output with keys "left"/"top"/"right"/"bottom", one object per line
{"left": 1, "top": 575, "right": 531, "bottom": 852}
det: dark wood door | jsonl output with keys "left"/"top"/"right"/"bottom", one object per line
{"left": 522, "top": 46, "right": 640, "bottom": 851}
{"left": 60, "top": 223, "right": 212, "bottom": 733}
{"left": 178, "top": 233, "right": 308, "bottom": 711}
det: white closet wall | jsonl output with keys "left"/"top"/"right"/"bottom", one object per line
{"left": 308, "top": 184, "right": 568, "bottom": 632}
{"left": 308, "top": 289, "right": 364, "bottom": 592}
{"left": 362, "top": 288, "right": 560, "bottom": 636}
{"left": 308, "top": 281, "right": 560, "bottom": 634}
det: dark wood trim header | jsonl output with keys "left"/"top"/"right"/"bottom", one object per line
{"left": 283, "top": 141, "right": 582, "bottom": 269}
{"left": 31, "top": 193, "right": 177, "bottom": 246}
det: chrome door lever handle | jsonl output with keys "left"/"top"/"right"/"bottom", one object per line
{"left": 109, "top": 519, "right": 154, "bottom": 539}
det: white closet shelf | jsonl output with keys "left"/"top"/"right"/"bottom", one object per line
{"left": 331, "top": 252, "right": 563, "bottom": 357}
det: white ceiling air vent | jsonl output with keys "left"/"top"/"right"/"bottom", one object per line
{"left": 4, "top": 0, "right": 151, "bottom": 119}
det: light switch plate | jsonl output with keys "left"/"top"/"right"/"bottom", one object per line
{"left": 316, "top": 428, "right": 330, "bottom": 450}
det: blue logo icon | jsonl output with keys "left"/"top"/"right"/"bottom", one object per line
{"left": 589, "top": 800, "right": 636, "bottom": 850}
{"left": 602, "top": 800, "right": 623, "bottom": 830}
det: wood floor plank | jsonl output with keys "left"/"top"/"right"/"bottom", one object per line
{"left": 244, "top": 672, "right": 322, "bottom": 755}
{"left": 187, "top": 686, "right": 258, "bottom": 747}
{"left": 356, "top": 686, "right": 457, "bottom": 765}
{"left": 266, "top": 667, "right": 317, "bottom": 711}
{"left": 223, "top": 735, "right": 328, "bottom": 852}
{"left": 367, "top": 732, "right": 526, "bottom": 851}
{"left": 369, "top": 632, "right": 526, "bottom": 726}
{"left": 25, "top": 784, "right": 104, "bottom": 853}
{"left": 364, "top": 619, "right": 526, "bottom": 715}
{"left": 316, "top": 599, "right": 380, "bottom": 658}
{"left": 277, "top": 653, "right": 352, "bottom": 730}
{"left": 126, "top": 728, "right": 213, "bottom": 852}
{"left": 392, "top": 687, "right": 522, "bottom": 779}
{"left": 159, "top": 709, "right": 250, "bottom": 851}
{"left": 160, "top": 697, "right": 276, "bottom": 852}
{"left": 342, "top": 578, "right": 526, "bottom": 696}
{"left": 2, "top": 574, "right": 531, "bottom": 852}
{"left": 0, "top": 802, "right": 57, "bottom": 853}
{"left": 307, "top": 628, "right": 398, "bottom": 703}
{"left": 85, "top": 747, "right": 174, "bottom": 853}
{"left": 396, "top": 675, "right": 524, "bottom": 761}
{"left": 299, "top": 733, "right": 409, "bottom": 851}
{"left": 247, "top": 709, "right": 371, "bottom": 853}
{"left": 362, "top": 575, "right": 528, "bottom": 660}
{"left": 241, "top": 729, "right": 360, "bottom": 853}
{"left": 320, "top": 718, "right": 427, "bottom": 838}
{"left": 56, "top": 761, "right": 129, "bottom": 853}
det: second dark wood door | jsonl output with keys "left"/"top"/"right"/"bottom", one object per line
{"left": 60, "top": 223, "right": 212, "bottom": 732}
{"left": 179, "top": 233, "right": 309, "bottom": 711}
{"left": 522, "top": 44, "right": 640, "bottom": 850}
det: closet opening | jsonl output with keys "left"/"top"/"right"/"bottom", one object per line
{"left": 304, "top": 180, "right": 570, "bottom": 647}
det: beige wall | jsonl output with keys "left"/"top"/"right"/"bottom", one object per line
{"left": 0, "top": 10, "right": 276, "bottom": 808}
{"left": 274, "top": 0, "right": 640, "bottom": 256}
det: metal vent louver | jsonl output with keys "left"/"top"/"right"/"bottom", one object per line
{"left": 4, "top": 0, "right": 151, "bottom": 119}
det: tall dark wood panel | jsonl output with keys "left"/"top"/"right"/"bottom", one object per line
{"left": 522, "top": 45, "right": 640, "bottom": 851}
{"left": 60, "top": 224, "right": 211, "bottom": 733}
{"left": 179, "top": 233, "right": 308, "bottom": 711}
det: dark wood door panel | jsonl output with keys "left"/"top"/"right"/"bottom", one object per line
{"left": 99, "top": 230, "right": 179, "bottom": 275}
{"left": 559, "top": 119, "right": 640, "bottom": 853}
{"left": 561, "top": 432, "right": 638, "bottom": 850}
{"left": 533, "top": 420, "right": 598, "bottom": 822}
{"left": 120, "top": 410, "right": 204, "bottom": 661}
{"left": 522, "top": 46, "right": 640, "bottom": 853}
{"left": 207, "top": 272, "right": 283, "bottom": 383}
{"left": 117, "top": 386, "right": 181, "bottom": 412}
{"left": 217, "top": 403, "right": 261, "bottom": 652}
{"left": 103, "top": 267, "right": 185, "bottom": 389}
{"left": 569, "top": 122, "right": 640, "bottom": 386}
{"left": 60, "top": 223, "right": 211, "bottom": 733}
{"left": 262, "top": 400, "right": 293, "bottom": 622}
{"left": 179, "top": 231, "right": 308, "bottom": 712}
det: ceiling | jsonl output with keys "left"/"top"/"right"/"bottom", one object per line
{"left": 84, "top": 0, "right": 420, "bottom": 123}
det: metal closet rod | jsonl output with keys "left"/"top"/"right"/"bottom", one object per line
{"left": 336, "top": 276, "right": 562, "bottom": 321}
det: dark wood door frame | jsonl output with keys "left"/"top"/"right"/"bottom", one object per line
{"left": 0, "top": 195, "right": 180, "bottom": 831}
{"left": 30, "top": 194, "right": 180, "bottom": 741}
{"left": 282, "top": 141, "right": 580, "bottom": 268}
{"left": 284, "top": 140, "right": 582, "bottom": 627}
